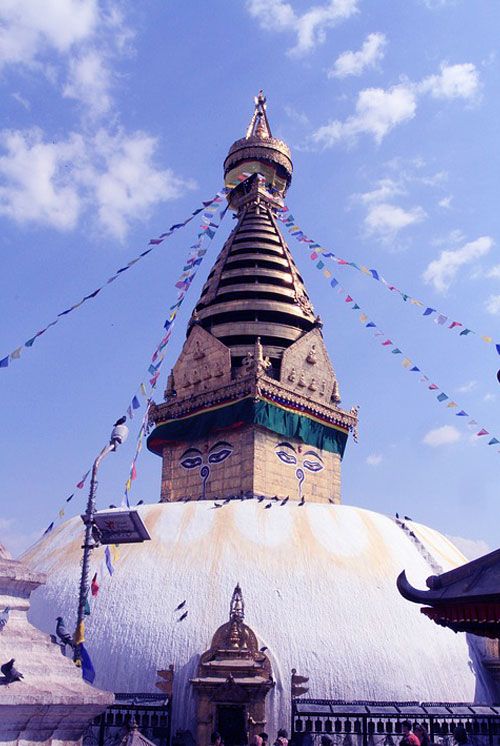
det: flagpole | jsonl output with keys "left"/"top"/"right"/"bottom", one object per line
{"left": 73, "top": 423, "right": 128, "bottom": 661}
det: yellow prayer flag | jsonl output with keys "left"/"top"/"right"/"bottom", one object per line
{"left": 10, "top": 348, "right": 22, "bottom": 359}
{"left": 482, "top": 336, "right": 493, "bottom": 343}
{"left": 140, "top": 383, "right": 147, "bottom": 397}
{"left": 360, "top": 266, "right": 371, "bottom": 275}
{"left": 58, "top": 508, "right": 65, "bottom": 519}
{"left": 402, "top": 358, "right": 412, "bottom": 368}
{"left": 410, "top": 299, "right": 424, "bottom": 307}
{"left": 323, "top": 269, "right": 332, "bottom": 278}
{"left": 74, "top": 620, "right": 85, "bottom": 645}
{"left": 111, "top": 544, "right": 120, "bottom": 563}
{"left": 125, "top": 478, "right": 132, "bottom": 492}
{"left": 359, "top": 313, "right": 368, "bottom": 323}
{"left": 447, "top": 401, "right": 458, "bottom": 408}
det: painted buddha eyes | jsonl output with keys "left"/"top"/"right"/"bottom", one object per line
{"left": 208, "top": 443, "right": 233, "bottom": 464}
{"left": 180, "top": 442, "right": 233, "bottom": 470}
{"left": 180, "top": 450, "right": 203, "bottom": 470}
{"left": 275, "top": 449, "right": 297, "bottom": 465}
{"left": 274, "top": 443, "right": 324, "bottom": 472}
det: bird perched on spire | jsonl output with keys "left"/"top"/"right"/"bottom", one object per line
{"left": 56, "top": 616, "right": 74, "bottom": 649}
{"left": 1, "top": 658, "right": 23, "bottom": 682}
{"left": 0, "top": 607, "right": 10, "bottom": 632}
{"left": 114, "top": 416, "right": 127, "bottom": 427}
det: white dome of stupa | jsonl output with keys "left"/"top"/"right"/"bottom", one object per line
{"left": 21, "top": 501, "right": 493, "bottom": 739}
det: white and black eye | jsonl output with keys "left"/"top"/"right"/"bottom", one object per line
{"left": 303, "top": 459, "right": 324, "bottom": 473}
{"left": 275, "top": 450, "right": 297, "bottom": 465}
{"left": 208, "top": 448, "right": 232, "bottom": 464}
{"left": 180, "top": 455, "right": 203, "bottom": 470}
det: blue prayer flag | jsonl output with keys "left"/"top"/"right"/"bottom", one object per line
{"left": 0, "top": 356, "right": 8, "bottom": 368}
{"left": 132, "top": 396, "right": 140, "bottom": 410}
{"left": 105, "top": 546, "right": 114, "bottom": 576}
{"left": 437, "top": 393, "right": 449, "bottom": 402}
{"left": 78, "top": 643, "right": 96, "bottom": 684}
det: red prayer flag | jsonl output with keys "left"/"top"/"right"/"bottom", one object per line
{"left": 91, "top": 573, "right": 99, "bottom": 597}
{"left": 131, "top": 463, "right": 137, "bottom": 481}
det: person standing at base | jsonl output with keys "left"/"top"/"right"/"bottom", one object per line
{"left": 259, "top": 733, "right": 269, "bottom": 746}
{"left": 275, "top": 729, "right": 289, "bottom": 746}
{"left": 211, "top": 732, "right": 223, "bottom": 746}
{"left": 400, "top": 720, "right": 420, "bottom": 746}
{"left": 414, "top": 724, "right": 430, "bottom": 746}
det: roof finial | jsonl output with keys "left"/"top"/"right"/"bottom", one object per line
{"left": 245, "top": 90, "right": 272, "bottom": 140}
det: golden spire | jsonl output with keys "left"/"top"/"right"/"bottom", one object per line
{"left": 245, "top": 90, "right": 272, "bottom": 140}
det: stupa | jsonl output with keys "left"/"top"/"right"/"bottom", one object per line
{"left": 21, "top": 93, "right": 497, "bottom": 746}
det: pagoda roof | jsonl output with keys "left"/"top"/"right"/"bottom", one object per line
{"left": 397, "top": 547, "right": 500, "bottom": 638}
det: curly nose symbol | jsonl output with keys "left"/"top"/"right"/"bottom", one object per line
{"left": 295, "top": 467, "right": 305, "bottom": 500}
{"left": 200, "top": 465, "right": 210, "bottom": 499}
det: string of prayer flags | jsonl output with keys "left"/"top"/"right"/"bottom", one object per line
{"left": 122, "top": 203, "right": 228, "bottom": 502}
{"left": 308, "top": 259, "right": 500, "bottom": 452}
{"left": 1, "top": 186, "right": 227, "bottom": 370}
{"left": 76, "top": 471, "right": 90, "bottom": 489}
{"left": 277, "top": 207, "right": 500, "bottom": 354}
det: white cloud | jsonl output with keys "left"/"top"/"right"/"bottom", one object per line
{"left": 312, "top": 62, "right": 480, "bottom": 147}
{"left": 313, "top": 84, "right": 417, "bottom": 147}
{"left": 484, "top": 393, "right": 496, "bottom": 403}
{"left": 485, "top": 294, "right": 500, "bottom": 315}
{"left": 456, "top": 380, "right": 477, "bottom": 394}
{"left": 366, "top": 453, "right": 383, "bottom": 466}
{"left": 0, "top": 0, "right": 98, "bottom": 69}
{"left": 0, "top": 127, "right": 194, "bottom": 238}
{"left": 447, "top": 535, "right": 491, "bottom": 561}
{"left": 419, "top": 63, "right": 479, "bottom": 100}
{"left": 486, "top": 264, "right": 500, "bottom": 279}
{"left": 0, "top": 128, "right": 84, "bottom": 230}
{"left": 438, "top": 195, "right": 452, "bottom": 208}
{"left": 88, "top": 129, "right": 196, "bottom": 240}
{"left": 423, "top": 425, "right": 461, "bottom": 447}
{"left": 423, "top": 236, "right": 494, "bottom": 293}
{"left": 365, "top": 202, "right": 426, "bottom": 241}
{"left": 284, "top": 105, "right": 310, "bottom": 126}
{"left": 11, "top": 92, "right": 30, "bottom": 110}
{"left": 354, "top": 178, "right": 403, "bottom": 205}
{"left": 63, "top": 49, "right": 113, "bottom": 117}
{"left": 246, "top": 0, "right": 359, "bottom": 57}
{"left": 328, "top": 32, "right": 386, "bottom": 78}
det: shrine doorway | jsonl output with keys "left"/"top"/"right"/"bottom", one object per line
{"left": 216, "top": 704, "right": 247, "bottom": 746}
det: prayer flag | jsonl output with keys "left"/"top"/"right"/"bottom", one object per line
{"left": 91, "top": 573, "right": 100, "bottom": 597}
{"left": 75, "top": 621, "right": 85, "bottom": 645}
{"left": 370, "top": 269, "right": 380, "bottom": 280}
{"left": 132, "top": 396, "right": 140, "bottom": 410}
{"left": 131, "top": 463, "right": 137, "bottom": 481}
{"left": 79, "top": 643, "right": 96, "bottom": 684}
{"left": 84, "top": 597, "right": 91, "bottom": 616}
{"left": 345, "top": 295, "right": 353, "bottom": 303}
{"left": 10, "top": 348, "right": 22, "bottom": 359}
{"left": 456, "top": 410, "right": 468, "bottom": 416}
{"left": 428, "top": 384, "right": 439, "bottom": 391}
{"left": 105, "top": 546, "right": 114, "bottom": 576}
{"left": 66, "top": 493, "right": 74, "bottom": 502}
{"left": 477, "top": 428, "right": 489, "bottom": 436}
{"left": 410, "top": 366, "right": 420, "bottom": 372}
{"left": 437, "top": 393, "right": 449, "bottom": 402}
{"left": 140, "top": 383, "right": 147, "bottom": 397}
{"left": 366, "top": 322, "right": 376, "bottom": 328}
{"left": 127, "top": 405, "right": 133, "bottom": 420}
{"left": 382, "top": 340, "right": 392, "bottom": 346}
{"left": 423, "top": 308, "right": 435, "bottom": 316}
{"left": 460, "top": 328, "right": 472, "bottom": 336}
{"left": 77, "top": 470, "right": 90, "bottom": 489}
{"left": 449, "top": 321, "right": 462, "bottom": 329}
{"left": 58, "top": 508, "right": 65, "bottom": 519}
{"left": 482, "top": 336, "right": 493, "bottom": 343}
{"left": 496, "top": 344, "right": 500, "bottom": 356}
{"left": 488, "top": 437, "right": 500, "bottom": 445}
{"left": 436, "top": 315, "right": 448, "bottom": 325}
{"left": 391, "top": 348, "right": 402, "bottom": 355}
{"left": 44, "top": 522, "right": 54, "bottom": 535}
{"left": 352, "top": 303, "right": 360, "bottom": 310}
{"left": 316, "top": 261, "right": 325, "bottom": 270}
{"left": 330, "top": 279, "right": 339, "bottom": 288}
{"left": 402, "top": 358, "right": 412, "bottom": 368}
{"left": 0, "top": 356, "right": 8, "bottom": 368}
{"left": 25, "top": 337, "right": 37, "bottom": 347}
{"left": 447, "top": 401, "right": 458, "bottom": 408}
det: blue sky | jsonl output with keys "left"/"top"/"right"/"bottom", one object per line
{"left": 0, "top": 0, "right": 498, "bottom": 558}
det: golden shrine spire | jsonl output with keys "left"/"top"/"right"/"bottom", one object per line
{"left": 245, "top": 90, "right": 272, "bottom": 139}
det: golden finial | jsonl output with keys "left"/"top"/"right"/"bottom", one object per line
{"left": 245, "top": 90, "right": 272, "bottom": 140}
